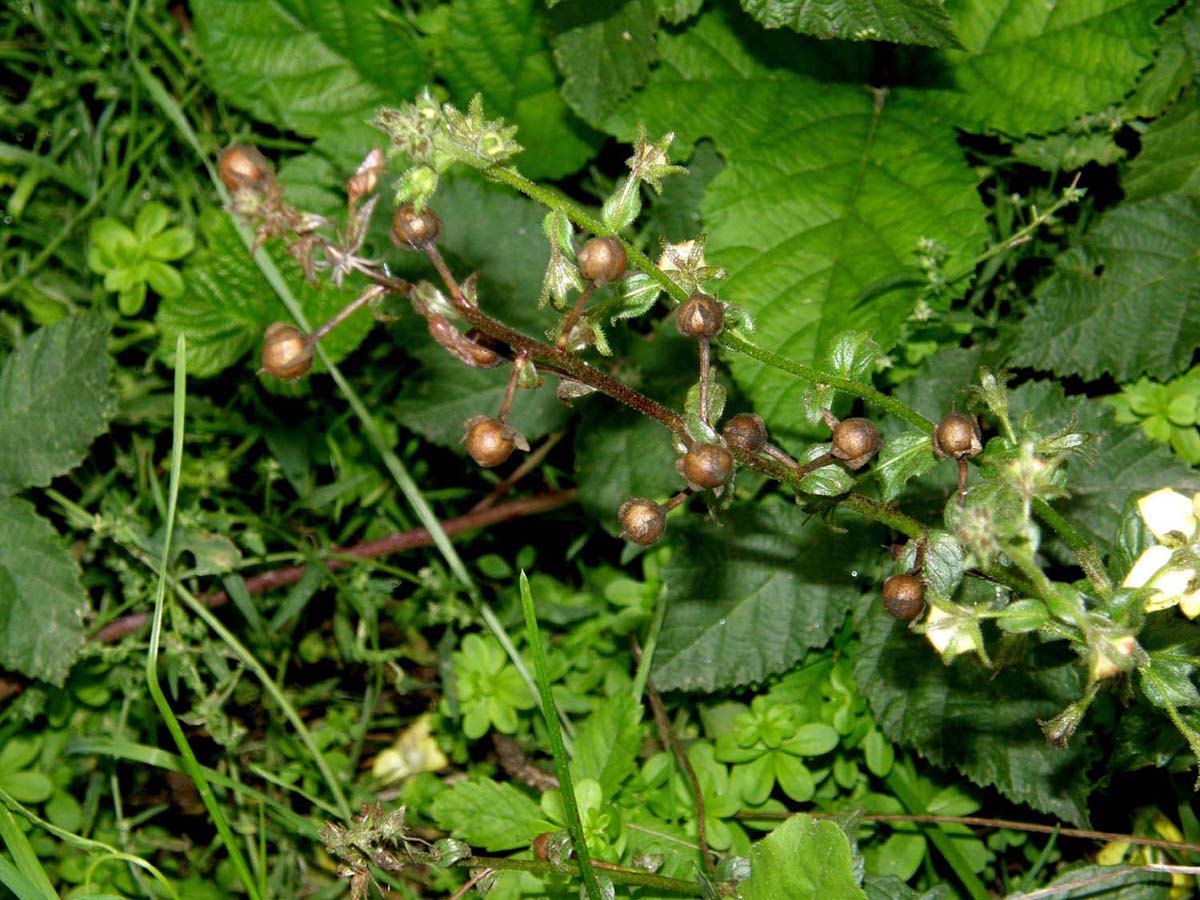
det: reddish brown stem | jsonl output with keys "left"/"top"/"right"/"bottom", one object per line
{"left": 555, "top": 282, "right": 596, "bottom": 350}
{"left": 92, "top": 490, "right": 577, "bottom": 643}
{"left": 664, "top": 491, "right": 690, "bottom": 512}
{"left": 957, "top": 457, "right": 969, "bottom": 507}
{"left": 734, "top": 811, "right": 1200, "bottom": 856}
{"left": 645, "top": 679, "right": 715, "bottom": 876}
{"left": 697, "top": 339, "right": 711, "bottom": 426}
{"left": 471, "top": 431, "right": 565, "bottom": 513}
{"left": 498, "top": 351, "right": 529, "bottom": 423}
{"left": 795, "top": 451, "right": 836, "bottom": 479}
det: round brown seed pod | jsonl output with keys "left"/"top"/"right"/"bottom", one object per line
{"left": 722, "top": 413, "right": 768, "bottom": 454}
{"left": 933, "top": 412, "right": 983, "bottom": 460}
{"left": 464, "top": 416, "right": 516, "bottom": 468}
{"left": 830, "top": 417, "right": 882, "bottom": 469}
{"left": 675, "top": 293, "right": 724, "bottom": 340}
{"left": 882, "top": 574, "right": 925, "bottom": 621}
{"left": 619, "top": 498, "right": 667, "bottom": 546}
{"left": 682, "top": 443, "right": 734, "bottom": 490}
{"left": 218, "top": 145, "right": 273, "bottom": 193}
{"left": 577, "top": 237, "right": 627, "bottom": 283}
{"left": 391, "top": 203, "right": 441, "bottom": 248}
{"left": 260, "top": 323, "right": 313, "bottom": 380}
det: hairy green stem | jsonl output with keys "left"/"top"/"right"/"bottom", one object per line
{"left": 143, "top": 339, "right": 263, "bottom": 899}
{"left": 438, "top": 853, "right": 704, "bottom": 895}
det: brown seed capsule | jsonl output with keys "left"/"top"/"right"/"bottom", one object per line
{"left": 391, "top": 203, "right": 441, "bottom": 248}
{"left": 933, "top": 412, "right": 983, "bottom": 460}
{"left": 722, "top": 413, "right": 768, "bottom": 454}
{"left": 682, "top": 443, "right": 734, "bottom": 490}
{"left": 576, "top": 237, "right": 627, "bottom": 283}
{"left": 882, "top": 574, "right": 925, "bottom": 621}
{"left": 676, "top": 293, "right": 724, "bottom": 340}
{"left": 218, "top": 145, "right": 274, "bottom": 193}
{"left": 260, "top": 323, "right": 313, "bottom": 379}
{"left": 619, "top": 498, "right": 666, "bottom": 546}
{"left": 830, "top": 417, "right": 882, "bottom": 469}
{"left": 464, "top": 416, "right": 515, "bottom": 468}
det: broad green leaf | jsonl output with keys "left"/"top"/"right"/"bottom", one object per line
{"left": 740, "top": 814, "right": 866, "bottom": 900}
{"left": 864, "top": 874, "right": 951, "bottom": 899}
{"left": 0, "top": 314, "right": 114, "bottom": 494}
{"left": 1012, "top": 128, "right": 1126, "bottom": 172}
{"left": 570, "top": 692, "right": 642, "bottom": 797}
{"left": 741, "top": 0, "right": 960, "bottom": 48}
{"left": 1015, "top": 195, "right": 1200, "bottom": 382}
{"left": 573, "top": 316, "right": 698, "bottom": 532}
{"left": 873, "top": 431, "right": 936, "bottom": 503}
{"left": 432, "top": 0, "right": 601, "bottom": 178}
{"left": 801, "top": 330, "right": 881, "bottom": 427}
{"left": 854, "top": 604, "right": 1092, "bottom": 826}
{"left": 1139, "top": 657, "right": 1200, "bottom": 709}
{"left": 155, "top": 209, "right": 373, "bottom": 378}
{"left": 1125, "top": 94, "right": 1200, "bottom": 203}
{"left": 429, "top": 776, "right": 554, "bottom": 851}
{"left": 575, "top": 410, "right": 682, "bottom": 534}
{"left": 929, "top": 0, "right": 1172, "bottom": 136}
{"left": 192, "top": 0, "right": 427, "bottom": 162}
{"left": 607, "top": 12, "right": 986, "bottom": 433}
{"left": 390, "top": 177, "right": 572, "bottom": 447}
{"left": 1038, "top": 864, "right": 1171, "bottom": 899}
{"left": 655, "top": 504, "right": 874, "bottom": 691}
{"left": 0, "top": 770, "right": 54, "bottom": 804}
{"left": 549, "top": 0, "right": 659, "bottom": 127}
{"left": 0, "top": 497, "right": 87, "bottom": 686}
{"left": 1125, "top": 3, "right": 1200, "bottom": 118}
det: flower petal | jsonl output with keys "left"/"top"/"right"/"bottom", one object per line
{"left": 1137, "top": 488, "right": 1197, "bottom": 542}
{"left": 1122, "top": 545, "right": 1173, "bottom": 589}
{"left": 1179, "top": 590, "right": 1200, "bottom": 619}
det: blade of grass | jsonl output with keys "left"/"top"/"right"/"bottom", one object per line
{"left": 0, "top": 803, "right": 57, "bottom": 900}
{"left": 884, "top": 764, "right": 989, "bottom": 900}
{"left": 68, "top": 737, "right": 325, "bottom": 836}
{"left": 0, "top": 787, "right": 179, "bottom": 899}
{"left": 47, "top": 487, "right": 354, "bottom": 821}
{"left": 519, "top": 572, "right": 602, "bottom": 900}
{"left": 631, "top": 583, "right": 667, "bottom": 707}
{"left": 143, "top": 336, "right": 262, "bottom": 900}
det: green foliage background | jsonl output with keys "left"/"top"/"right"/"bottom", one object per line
{"left": 1, "top": 0, "right": 1199, "bottom": 896}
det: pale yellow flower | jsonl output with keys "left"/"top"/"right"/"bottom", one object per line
{"left": 371, "top": 714, "right": 448, "bottom": 783}
{"left": 1121, "top": 488, "right": 1200, "bottom": 618}
{"left": 922, "top": 602, "right": 988, "bottom": 664}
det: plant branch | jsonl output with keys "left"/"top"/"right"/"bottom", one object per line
{"left": 426, "top": 852, "right": 704, "bottom": 895}
{"left": 638, "top": 655, "right": 716, "bottom": 876}
{"left": 92, "top": 490, "right": 578, "bottom": 643}
{"left": 736, "top": 811, "right": 1200, "bottom": 856}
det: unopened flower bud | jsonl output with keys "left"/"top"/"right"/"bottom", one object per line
{"left": 260, "top": 323, "right": 313, "bottom": 379}
{"left": 218, "top": 145, "right": 274, "bottom": 193}
{"left": 577, "top": 237, "right": 627, "bottom": 284}
{"left": 676, "top": 293, "right": 724, "bottom": 340}
{"left": 391, "top": 203, "right": 441, "bottom": 248}
{"left": 882, "top": 575, "right": 925, "bottom": 621}
{"left": 828, "top": 416, "right": 882, "bottom": 469}
{"left": 464, "top": 416, "right": 518, "bottom": 468}
{"left": 933, "top": 413, "right": 982, "bottom": 460}
{"left": 681, "top": 443, "right": 734, "bottom": 490}
{"left": 619, "top": 499, "right": 666, "bottom": 546}
{"left": 722, "top": 413, "right": 768, "bottom": 454}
